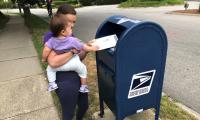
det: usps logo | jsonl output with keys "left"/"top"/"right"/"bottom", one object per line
{"left": 128, "top": 70, "right": 156, "bottom": 99}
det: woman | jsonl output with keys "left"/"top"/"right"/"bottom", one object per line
{"left": 44, "top": 4, "right": 88, "bottom": 120}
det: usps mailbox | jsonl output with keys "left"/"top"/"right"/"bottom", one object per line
{"left": 95, "top": 16, "right": 168, "bottom": 120}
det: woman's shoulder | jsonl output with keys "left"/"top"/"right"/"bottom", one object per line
{"left": 43, "top": 31, "right": 53, "bottom": 44}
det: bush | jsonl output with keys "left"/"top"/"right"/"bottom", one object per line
{"left": 52, "top": 0, "right": 77, "bottom": 6}
{"left": 79, "top": 0, "right": 126, "bottom": 6}
{"left": 79, "top": 0, "right": 94, "bottom": 6}
{"left": 95, "top": 0, "right": 126, "bottom": 5}
{"left": 165, "top": 0, "right": 183, "bottom": 5}
{"left": 120, "top": 0, "right": 166, "bottom": 7}
{"left": 119, "top": 0, "right": 183, "bottom": 7}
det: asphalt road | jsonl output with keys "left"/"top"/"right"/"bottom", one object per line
{"left": 7, "top": 1, "right": 200, "bottom": 113}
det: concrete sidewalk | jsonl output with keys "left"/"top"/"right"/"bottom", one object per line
{"left": 0, "top": 14, "right": 59, "bottom": 120}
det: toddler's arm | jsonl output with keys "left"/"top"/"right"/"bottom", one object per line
{"left": 83, "top": 39, "right": 99, "bottom": 52}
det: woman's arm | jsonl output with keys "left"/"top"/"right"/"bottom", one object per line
{"left": 48, "top": 51, "right": 73, "bottom": 68}
{"left": 42, "top": 45, "right": 52, "bottom": 63}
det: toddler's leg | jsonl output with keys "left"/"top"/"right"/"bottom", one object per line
{"left": 46, "top": 65, "right": 58, "bottom": 91}
{"left": 76, "top": 62, "right": 89, "bottom": 93}
{"left": 53, "top": 55, "right": 89, "bottom": 92}
{"left": 46, "top": 57, "right": 81, "bottom": 91}
{"left": 79, "top": 78, "right": 89, "bottom": 93}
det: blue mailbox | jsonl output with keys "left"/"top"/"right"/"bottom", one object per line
{"left": 95, "top": 16, "right": 168, "bottom": 120}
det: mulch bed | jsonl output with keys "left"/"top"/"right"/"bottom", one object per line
{"left": 173, "top": 9, "right": 200, "bottom": 15}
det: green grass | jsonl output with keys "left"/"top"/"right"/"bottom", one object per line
{"left": 51, "top": 1, "right": 81, "bottom": 8}
{"left": 0, "top": 11, "right": 9, "bottom": 29}
{"left": 23, "top": 14, "right": 197, "bottom": 120}
{"left": 160, "top": 96, "right": 197, "bottom": 120}
{"left": 119, "top": 0, "right": 184, "bottom": 8}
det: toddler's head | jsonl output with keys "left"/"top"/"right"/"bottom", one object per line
{"left": 50, "top": 14, "right": 72, "bottom": 38}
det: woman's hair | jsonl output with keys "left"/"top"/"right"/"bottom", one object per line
{"left": 50, "top": 14, "right": 66, "bottom": 37}
{"left": 56, "top": 4, "right": 76, "bottom": 15}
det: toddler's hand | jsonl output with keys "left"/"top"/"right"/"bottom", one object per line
{"left": 87, "top": 39, "right": 96, "bottom": 46}
{"left": 92, "top": 45, "right": 99, "bottom": 51}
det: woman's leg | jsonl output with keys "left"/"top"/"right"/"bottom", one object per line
{"left": 55, "top": 71, "right": 80, "bottom": 120}
{"left": 76, "top": 93, "right": 88, "bottom": 120}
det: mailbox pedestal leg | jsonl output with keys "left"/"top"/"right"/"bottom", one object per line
{"left": 155, "top": 107, "right": 160, "bottom": 120}
{"left": 116, "top": 115, "right": 124, "bottom": 120}
{"left": 99, "top": 97, "right": 104, "bottom": 118}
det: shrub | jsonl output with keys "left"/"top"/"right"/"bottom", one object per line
{"left": 79, "top": 0, "right": 94, "bottom": 6}
{"left": 79, "top": 0, "right": 126, "bottom": 6}
{"left": 119, "top": 0, "right": 183, "bottom": 7}
{"left": 95, "top": 0, "right": 126, "bottom": 5}
{"left": 165, "top": 0, "right": 183, "bottom": 5}
{"left": 120, "top": 0, "right": 166, "bottom": 7}
{"left": 52, "top": 0, "right": 77, "bottom": 7}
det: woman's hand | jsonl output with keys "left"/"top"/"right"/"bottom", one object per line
{"left": 48, "top": 51, "right": 73, "bottom": 68}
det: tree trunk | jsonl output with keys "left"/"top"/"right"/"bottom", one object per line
{"left": 23, "top": 4, "right": 31, "bottom": 16}
{"left": 18, "top": 3, "right": 22, "bottom": 13}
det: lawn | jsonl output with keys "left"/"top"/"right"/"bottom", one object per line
{"left": 119, "top": 0, "right": 184, "bottom": 8}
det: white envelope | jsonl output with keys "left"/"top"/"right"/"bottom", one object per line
{"left": 92, "top": 34, "right": 118, "bottom": 51}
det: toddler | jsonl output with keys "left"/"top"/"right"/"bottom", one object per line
{"left": 42, "top": 14, "right": 98, "bottom": 92}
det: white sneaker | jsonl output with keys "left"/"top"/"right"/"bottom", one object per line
{"left": 79, "top": 86, "right": 89, "bottom": 93}
{"left": 48, "top": 82, "right": 58, "bottom": 92}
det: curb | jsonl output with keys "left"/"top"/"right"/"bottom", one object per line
{"left": 166, "top": 11, "right": 200, "bottom": 16}
{"left": 175, "top": 103, "right": 200, "bottom": 120}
